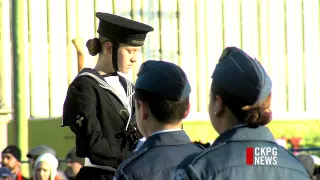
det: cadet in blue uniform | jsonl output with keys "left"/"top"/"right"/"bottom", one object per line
{"left": 61, "top": 12, "right": 153, "bottom": 180}
{"left": 173, "top": 47, "right": 310, "bottom": 180}
{"left": 114, "top": 60, "right": 205, "bottom": 180}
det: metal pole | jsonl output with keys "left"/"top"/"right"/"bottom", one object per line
{"left": 12, "top": 0, "right": 29, "bottom": 169}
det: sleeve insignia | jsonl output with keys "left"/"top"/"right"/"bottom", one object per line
{"left": 76, "top": 115, "right": 84, "bottom": 127}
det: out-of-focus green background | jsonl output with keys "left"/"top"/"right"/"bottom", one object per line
{"left": 7, "top": 117, "right": 320, "bottom": 158}
{"left": 1, "top": 0, "right": 320, "bottom": 178}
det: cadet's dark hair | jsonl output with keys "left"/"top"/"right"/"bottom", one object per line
{"left": 86, "top": 36, "right": 110, "bottom": 56}
{"left": 210, "top": 60, "right": 272, "bottom": 126}
{"left": 134, "top": 89, "right": 189, "bottom": 124}
{"left": 86, "top": 38, "right": 101, "bottom": 56}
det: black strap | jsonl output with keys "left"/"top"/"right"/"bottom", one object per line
{"left": 112, "top": 41, "right": 119, "bottom": 72}
{"left": 118, "top": 76, "right": 128, "bottom": 94}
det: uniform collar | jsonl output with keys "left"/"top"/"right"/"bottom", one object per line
{"left": 213, "top": 125, "right": 276, "bottom": 145}
{"left": 102, "top": 72, "right": 118, "bottom": 77}
{"left": 137, "top": 130, "right": 191, "bottom": 153}
{"left": 80, "top": 68, "right": 120, "bottom": 79}
{"left": 79, "top": 68, "right": 105, "bottom": 80}
{"left": 79, "top": 68, "right": 131, "bottom": 93}
{"left": 149, "top": 129, "right": 182, "bottom": 137}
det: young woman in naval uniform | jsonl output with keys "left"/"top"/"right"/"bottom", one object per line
{"left": 62, "top": 12, "right": 153, "bottom": 180}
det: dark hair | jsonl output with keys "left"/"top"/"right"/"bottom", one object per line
{"left": 86, "top": 38, "right": 102, "bottom": 56}
{"left": 86, "top": 36, "right": 112, "bottom": 56}
{"left": 210, "top": 82, "right": 272, "bottom": 126}
{"left": 134, "top": 89, "right": 189, "bottom": 124}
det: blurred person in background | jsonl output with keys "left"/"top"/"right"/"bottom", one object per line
{"left": 31, "top": 153, "right": 59, "bottom": 180}
{"left": 297, "top": 154, "right": 317, "bottom": 180}
{"left": 311, "top": 155, "right": 320, "bottom": 180}
{"left": 173, "top": 47, "right": 310, "bottom": 180}
{"left": 64, "top": 148, "right": 83, "bottom": 180}
{"left": 62, "top": 12, "right": 153, "bottom": 180}
{"left": 0, "top": 167, "right": 14, "bottom": 180}
{"left": 27, "top": 146, "right": 56, "bottom": 169}
{"left": 27, "top": 146, "right": 66, "bottom": 180}
{"left": 1, "top": 145, "right": 28, "bottom": 180}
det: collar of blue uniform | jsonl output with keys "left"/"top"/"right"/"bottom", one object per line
{"left": 212, "top": 125, "right": 276, "bottom": 146}
{"left": 136, "top": 130, "right": 191, "bottom": 153}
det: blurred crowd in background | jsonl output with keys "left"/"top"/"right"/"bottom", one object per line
{"left": 1, "top": 144, "right": 320, "bottom": 180}
{"left": 0, "top": 145, "right": 83, "bottom": 180}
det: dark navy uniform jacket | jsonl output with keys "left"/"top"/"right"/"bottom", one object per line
{"left": 114, "top": 130, "right": 205, "bottom": 180}
{"left": 173, "top": 125, "right": 310, "bottom": 180}
{"left": 62, "top": 68, "right": 142, "bottom": 168}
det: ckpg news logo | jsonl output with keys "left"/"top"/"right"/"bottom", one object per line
{"left": 246, "top": 147, "right": 278, "bottom": 165}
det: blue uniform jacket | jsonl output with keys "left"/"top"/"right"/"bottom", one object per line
{"left": 173, "top": 125, "right": 310, "bottom": 180}
{"left": 114, "top": 130, "right": 205, "bottom": 180}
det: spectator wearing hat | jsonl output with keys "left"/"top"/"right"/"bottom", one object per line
{"left": 62, "top": 12, "right": 153, "bottom": 180}
{"left": 27, "top": 146, "right": 56, "bottom": 169}
{"left": 173, "top": 47, "right": 310, "bottom": 180}
{"left": 64, "top": 148, "right": 83, "bottom": 180}
{"left": 30, "top": 153, "right": 59, "bottom": 180}
{"left": 0, "top": 167, "right": 14, "bottom": 180}
{"left": 114, "top": 60, "right": 205, "bottom": 180}
{"left": 1, "top": 145, "right": 28, "bottom": 180}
